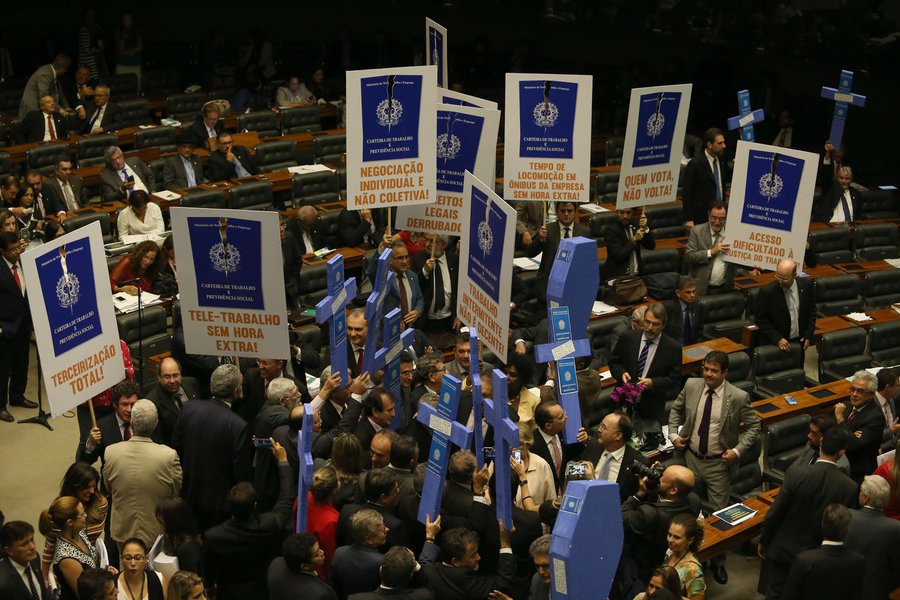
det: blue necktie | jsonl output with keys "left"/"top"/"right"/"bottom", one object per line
{"left": 684, "top": 305, "right": 694, "bottom": 345}
{"left": 121, "top": 169, "right": 132, "bottom": 197}
{"left": 839, "top": 191, "right": 852, "bottom": 222}
{"left": 233, "top": 155, "right": 250, "bottom": 178}
{"left": 184, "top": 158, "right": 197, "bottom": 187}
{"left": 712, "top": 158, "right": 722, "bottom": 202}
{"left": 636, "top": 339, "right": 651, "bottom": 379}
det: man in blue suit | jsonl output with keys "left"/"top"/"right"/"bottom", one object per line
{"left": 368, "top": 240, "right": 424, "bottom": 329}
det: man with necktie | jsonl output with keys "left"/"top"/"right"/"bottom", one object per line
{"left": 163, "top": 136, "right": 205, "bottom": 190}
{"left": 834, "top": 370, "right": 886, "bottom": 484}
{"left": 602, "top": 207, "right": 655, "bottom": 280}
{"left": 0, "top": 521, "right": 54, "bottom": 600}
{"left": 0, "top": 233, "right": 34, "bottom": 423}
{"left": 526, "top": 201, "right": 589, "bottom": 303}
{"left": 684, "top": 202, "right": 736, "bottom": 297}
{"left": 79, "top": 84, "right": 124, "bottom": 135}
{"left": 755, "top": 259, "right": 816, "bottom": 352}
{"left": 412, "top": 234, "right": 459, "bottom": 340}
{"left": 580, "top": 412, "right": 648, "bottom": 502}
{"left": 100, "top": 146, "right": 155, "bottom": 202}
{"left": 875, "top": 368, "right": 900, "bottom": 440}
{"left": 664, "top": 275, "right": 701, "bottom": 345}
{"left": 45, "top": 160, "right": 88, "bottom": 213}
{"left": 207, "top": 132, "right": 259, "bottom": 182}
{"left": 682, "top": 127, "right": 729, "bottom": 231}
{"left": 813, "top": 166, "right": 860, "bottom": 224}
{"left": 146, "top": 357, "right": 200, "bottom": 446}
{"left": 13, "top": 95, "right": 71, "bottom": 144}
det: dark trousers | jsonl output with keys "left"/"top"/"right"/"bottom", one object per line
{"left": 761, "top": 557, "right": 792, "bottom": 600}
{"left": 0, "top": 328, "right": 30, "bottom": 408}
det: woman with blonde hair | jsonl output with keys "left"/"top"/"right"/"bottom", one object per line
{"left": 508, "top": 429, "right": 557, "bottom": 511}
{"left": 305, "top": 465, "right": 340, "bottom": 579}
{"left": 39, "top": 496, "right": 99, "bottom": 600}
{"left": 166, "top": 570, "right": 205, "bottom": 600}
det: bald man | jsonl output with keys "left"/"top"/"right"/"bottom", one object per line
{"left": 755, "top": 259, "right": 816, "bottom": 351}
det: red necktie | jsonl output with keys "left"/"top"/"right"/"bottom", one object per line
{"left": 399, "top": 277, "right": 410, "bottom": 315}
{"left": 123, "top": 423, "right": 132, "bottom": 441}
{"left": 847, "top": 408, "right": 858, "bottom": 423}
{"left": 357, "top": 349, "right": 364, "bottom": 373}
{"left": 47, "top": 114, "right": 56, "bottom": 140}
{"left": 11, "top": 264, "right": 22, "bottom": 292}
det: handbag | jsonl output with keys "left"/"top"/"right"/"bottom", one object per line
{"left": 604, "top": 276, "right": 647, "bottom": 306}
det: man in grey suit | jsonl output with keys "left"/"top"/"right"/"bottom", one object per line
{"left": 100, "top": 146, "right": 155, "bottom": 202}
{"left": 683, "top": 202, "right": 735, "bottom": 296}
{"left": 162, "top": 136, "right": 205, "bottom": 190}
{"left": 844, "top": 475, "right": 900, "bottom": 600}
{"left": 669, "top": 349, "right": 760, "bottom": 584}
{"left": 18, "top": 54, "right": 73, "bottom": 118}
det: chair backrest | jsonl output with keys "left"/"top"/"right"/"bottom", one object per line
{"left": 697, "top": 291, "right": 746, "bottom": 323}
{"left": 314, "top": 134, "right": 346, "bottom": 164}
{"left": 725, "top": 351, "right": 751, "bottom": 381}
{"left": 644, "top": 205, "right": 684, "bottom": 239}
{"left": 808, "top": 226, "right": 852, "bottom": 256}
{"left": 682, "top": 134, "right": 703, "bottom": 160}
{"left": 63, "top": 212, "right": 111, "bottom": 240}
{"left": 229, "top": 180, "right": 274, "bottom": 211}
{"left": 587, "top": 315, "right": 626, "bottom": 365}
{"left": 142, "top": 69, "right": 181, "bottom": 95}
{"left": 292, "top": 171, "right": 338, "bottom": 206}
{"left": 102, "top": 73, "right": 139, "bottom": 99}
{"left": 181, "top": 189, "right": 227, "bottom": 209}
{"left": 237, "top": 110, "right": 279, "bottom": 138}
{"left": 863, "top": 269, "right": 900, "bottom": 309}
{"left": 166, "top": 93, "right": 205, "bottom": 121}
{"left": 589, "top": 212, "right": 618, "bottom": 242}
{"left": 765, "top": 414, "right": 812, "bottom": 459}
{"left": 281, "top": 105, "right": 322, "bottom": 134}
{"left": 856, "top": 224, "right": 900, "bottom": 260}
{"left": 76, "top": 133, "right": 118, "bottom": 167}
{"left": 593, "top": 171, "right": 620, "bottom": 203}
{"left": 255, "top": 141, "right": 298, "bottom": 172}
{"left": 868, "top": 321, "right": 900, "bottom": 365}
{"left": 27, "top": 142, "right": 70, "bottom": 176}
{"left": 0, "top": 89, "right": 22, "bottom": 115}
{"left": 0, "top": 151, "right": 13, "bottom": 181}
{"left": 730, "top": 437, "right": 763, "bottom": 498}
{"left": 814, "top": 274, "right": 861, "bottom": 306}
{"left": 857, "top": 189, "right": 898, "bottom": 219}
{"left": 753, "top": 343, "right": 805, "bottom": 395}
{"left": 318, "top": 208, "right": 342, "bottom": 249}
{"left": 298, "top": 262, "right": 328, "bottom": 307}
{"left": 147, "top": 159, "right": 167, "bottom": 190}
{"left": 605, "top": 137, "right": 624, "bottom": 166}
{"left": 118, "top": 98, "right": 153, "bottom": 127}
{"left": 134, "top": 126, "right": 177, "bottom": 152}
{"left": 640, "top": 248, "right": 681, "bottom": 277}
{"left": 818, "top": 327, "right": 870, "bottom": 380}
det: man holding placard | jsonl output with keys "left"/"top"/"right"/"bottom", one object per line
{"left": 682, "top": 128, "right": 729, "bottom": 230}
{"left": 526, "top": 201, "right": 588, "bottom": 303}
{"left": 0, "top": 233, "right": 32, "bottom": 423}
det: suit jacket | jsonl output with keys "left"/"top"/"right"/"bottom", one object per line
{"left": 77, "top": 411, "right": 125, "bottom": 466}
{"left": 609, "top": 330, "right": 681, "bottom": 424}
{"left": 18, "top": 64, "right": 67, "bottom": 118}
{"left": 0, "top": 258, "right": 30, "bottom": 341}
{"left": 788, "top": 444, "right": 852, "bottom": 477}
{"left": 621, "top": 493, "right": 701, "bottom": 581}
{"left": 173, "top": 398, "right": 252, "bottom": 514}
{"left": 268, "top": 558, "right": 337, "bottom": 600}
{"left": 422, "top": 553, "right": 516, "bottom": 600}
{"left": 581, "top": 441, "right": 648, "bottom": 502}
{"left": 844, "top": 506, "right": 900, "bottom": 600}
{"left": 412, "top": 249, "right": 459, "bottom": 320}
{"left": 183, "top": 116, "right": 223, "bottom": 149}
{"left": 683, "top": 222, "right": 736, "bottom": 296}
{"left": 838, "top": 400, "right": 885, "bottom": 482}
{"left": 0, "top": 557, "right": 53, "bottom": 600}
{"left": 348, "top": 588, "right": 432, "bottom": 600}
{"left": 286, "top": 220, "right": 326, "bottom": 254}
{"left": 100, "top": 157, "right": 156, "bottom": 201}
{"left": 162, "top": 153, "right": 205, "bottom": 190}
{"left": 79, "top": 100, "right": 124, "bottom": 134}
{"left": 103, "top": 436, "right": 182, "bottom": 544}
{"left": 526, "top": 221, "right": 590, "bottom": 302}
{"left": 145, "top": 377, "right": 201, "bottom": 446}
{"left": 234, "top": 368, "right": 302, "bottom": 426}
{"left": 813, "top": 185, "right": 861, "bottom": 224}
{"left": 681, "top": 152, "right": 729, "bottom": 225}
{"left": 759, "top": 461, "right": 858, "bottom": 564}
{"left": 14, "top": 110, "right": 70, "bottom": 143}
{"left": 337, "top": 501, "right": 409, "bottom": 553}
{"left": 385, "top": 271, "right": 425, "bottom": 325}
{"left": 515, "top": 201, "right": 543, "bottom": 236}
{"left": 44, "top": 174, "right": 88, "bottom": 211}
{"left": 31, "top": 189, "right": 67, "bottom": 221}
{"left": 530, "top": 430, "right": 586, "bottom": 493}
{"left": 329, "top": 544, "right": 383, "bottom": 599}
{"left": 663, "top": 298, "right": 701, "bottom": 345}
{"left": 337, "top": 208, "right": 384, "bottom": 248}
{"left": 780, "top": 544, "right": 866, "bottom": 600}
{"left": 207, "top": 146, "right": 258, "bottom": 182}
{"left": 755, "top": 277, "right": 816, "bottom": 345}
{"left": 602, "top": 220, "right": 656, "bottom": 280}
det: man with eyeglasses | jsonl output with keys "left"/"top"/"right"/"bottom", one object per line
{"left": 410, "top": 352, "right": 445, "bottom": 405}
{"left": 146, "top": 356, "right": 200, "bottom": 446}
{"left": 380, "top": 239, "right": 424, "bottom": 329}
{"left": 581, "top": 412, "right": 648, "bottom": 502}
{"left": 526, "top": 201, "right": 589, "bottom": 303}
{"left": 834, "top": 370, "right": 885, "bottom": 484}
{"left": 207, "top": 132, "right": 259, "bottom": 182}
{"left": 0, "top": 233, "right": 33, "bottom": 423}
{"left": 684, "top": 202, "right": 735, "bottom": 296}
{"left": 235, "top": 357, "right": 305, "bottom": 424}
{"left": 756, "top": 258, "right": 816, "bottom": 352}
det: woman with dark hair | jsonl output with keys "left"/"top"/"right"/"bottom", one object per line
{"left": 328, "top": 433, "right": 364, "bottom": 509}
{"left": 117, "top": 538, "right": 165, "bottom": 600}
{"left": 874, "top": 439, "right": 900, "bottom": 520}
{"left": 116, "top": 190, "right": 164, "bottom": 238}
{"left": 39, "top": 496, "right": 98, "bottom": 600}
{"left": 0, "top": 208, "right": 19, "bottom": 235}
{"left": 42, "top": 463, "right": 109, "bottom": 580}
{"left": 110, "top": 240, "right": 158, "bottom": 294}
{"left": 154, "top": 497, "right": 203, "bottom": 577}
{"left": 152, "top": 235, "right": 179, "bottom": 297}
{"left": 43, "top": 219, "right": 67, "bottom": 243}
{"left": 13, "top": 185, "right": 35, "bottom": 233}
{"left": 633, "top": 565, "right": 683, "bottom": 599}
{"left": 664, "top": 513, "right": 705, "bottom": 600}
{"left": 505, "top": 352, "right": 540, "bottom": 436}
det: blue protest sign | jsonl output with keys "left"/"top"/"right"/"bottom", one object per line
{"left": 518, "top": 79, "right": 579, "bottom": 159}
{"left": 425, "top": 18, "right": 448, "bottom": 88}
{"left": 187, "top": 216, "right": 264, "bottom": 310}
{"left": 373, "top": 308, "right": 415, "bottom": 430}
{"left": 550, "top": 480, "right": 623, "bottom": 600}
{"left": 469, "top": 327, "right": 485, "bottom": 469}
{"left": 739, "top": 150, "right": 806, "bottom": 232}
{"left": 295, "top": 403, "right": 314, "bottom": 533}
{"left": 436, "top": 109, "right": 486, "bottom": 194}
{"left": 547, "top": 237, "right": 598, "bottom": 343}
{"left": 315, "top": 254, "right": 357, "bottom": 388}
{"left": 632, "top": 90, "right": 683, "bottom": 168}
{"left": 820, "top": 69, "right": 867, "bottom": 151}
{"left": 363, "top": 248, "right": 393, "bottom": 377}
{"left": 416, "top": 400, "right": 472, "bottom": 452}
{"left": 465, "top": 186, "right": 508, "bottom": 303}
{"left": 418, "top": 374, "right": 463, "bottom": 525}
{"left": 484, "top": 370, "right": 520, "bottom": 530}
{"left": 360, "top": 74, "right": 423, "bottom": 162}
{"left": 727, "top": 89, "right": 765, "bottom": 142}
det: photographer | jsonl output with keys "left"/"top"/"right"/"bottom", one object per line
{"left": 621, "top": 464, "right": 699, "bottom": 585}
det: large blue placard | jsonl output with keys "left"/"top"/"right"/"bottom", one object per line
{"left": 418, "top": 374, "right": 463, "bottom": 524}
{"left": 466, "top": 187, "right": 507, "bottom": 303}
{"left": 37, "top": 238, "right": 102, "bottom": 357}
{"left": 361, "top": 74, "right": 423, "bottom": 162}
{"left": 187, "top": 216, "right": 264, "bottom": 310}
{"left": 295, "top": 404, "right": 314, "bottom": 533}
{"left": 518, "top": 80, "right": 578, "bottom": 159}
{"left": 436, "top": 110, "right": 485, "bottom": 193}
{"left": 632, "top": 91, "right": 682, "bottom": 168}
{"left": 740, "top": 150, "right": 805, "bottom": 232}
{"left": 315, "top": 254, "right": 357, "bottom": 388}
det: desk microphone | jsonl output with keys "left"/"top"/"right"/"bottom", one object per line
{"left": 117, "top": 278, "right": 141, "bottom": 286}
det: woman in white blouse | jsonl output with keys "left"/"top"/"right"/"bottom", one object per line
{"left": 117, "top": 190, "right": 164, "bottom": 239}
{"left": 509, "top": 430, "right": 557, "bottom": 510}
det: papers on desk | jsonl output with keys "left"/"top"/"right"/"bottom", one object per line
{"left": 288, "top": 164, "right": 335, "bottom": 175}
{"left": 154, "top": 190, "right": 182, "bottom": 201}
{"left": 591, "top": 301, "right": 618, "bottom": 315}
{"left": 579, "top": 203, "right": 608, "bottom": 214}
{"left": 885, "top": 259, "right": 900, "bottom": 269}
{"left": 513, "top": 254, "right": 541, "bottom": 271}
{"left": 598, "top": 368, "right": 612, "bottom": 382}
{"left": 121, "top": 234, "right": 164, "bottom": 246}
{"left": 713, "top": 502, "right": 758, "bottom": 527}
{"left": 313, "top": 248, "right": 335, "bottom": 259}
{"left": 657, "top": 425, "right": 674, "bottom": 453}
{"left": 113, "top": 291, "right": 163, "bottom": 314}
{"left": 159, "top": 119, "right": 180, "bottom": 127}
{"left": 845, "top": 312, "right": 872, "bottom": 322}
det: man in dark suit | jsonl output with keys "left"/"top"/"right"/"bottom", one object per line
{"left": 353, "top": 388, "right": 396, "bottom": 465}
{"left": 336, "top": 469, "right": 408, "bottom": 551}
{"left": 78, "top": 380, "right": 143, "bottom": 465}
{"left": 208, "top": 132, "right": 259, "bottom": 182}
{"left": 44, "top": 159, "right": 88, "bottom": 212}
{"left": 366, "top": 240, "right": 425, "bottom": 329}
{"left": 876, "top": 367, "right": 900, "bottom": 440}
{"left": 330, "top": 508, "right": 387, "bottom": 598}
{"left": 344, "top": 309, "right": 368, "bottom": 379}
{"left": 183, "top": 103, "right": 224, "bottom": 150}
{"left": 531, "top": 401, "right": 588, "bottom": 493}
{"left": 813, "top": 165, "right": 860, "bottom": 224}
{"left": 683, "top": 202, "right": 735, "bottom": 297}
{"left": 204, "top": 441, "right": 295, "bottom": 600}
{"left": 682, "top": 127, "right": 728, "bottom": 229}
{"left": 845, "top": 475, "right": 900, "bottom": 600}
{"left": 412, "top": 234, "right": 459, "bottom": 338}
{"left": 337, "top": 207, "right": 384, "bottom": 248}
{"left": 287, "top": 206, "right": 326, "bottom": 255}
{"left": 347, "top": 545, "right": 434, "bottom": 600}
{"left": 145, "top": 357, "right": 200, "bottom": 447}
{"left": 780, "top": 504, "right": 866, "bottom": 600}
{"left": 581, "top": 412, "right": 648, "bottom": 503}
{"left": 0, "top": 233, "right": 34, "bottom": 423}
{"left": 60, "top": 64, "right": 97, "bottom": 113}
{"left": 834, "top": 370, "right": 886, "bottom": 483}
{"left": 25, "top": 171, "right": 66, "bottom": 223}
{"left": 757, "top": 426, "right": 858, "bottom": 600}
{"left": 173, "top": 364, "right": 253, "bottom": 531}
{"left": 100, "top": 146, "right": 155, "bottom": 202}
{"left": 663, "top": 276, "right": 701, "bottom": 345}
{"left": 609, "top": 303, "right": 681, "bottom": 426}
{"left": 162, "top": 136, "right": 205, "bottom": 190}
{"left": 268, "top": 533, "right": 337, "bottom": 600}
{"left": 526, "top": 201, "right": 590, "bottom": 303}
{"left": 18, "top": 54, "right": 72, "bottom": 118}
{"left": 422, "top": 525, "right": 516, "bottom": 599}
{"left": 0, "top": 521, "right": 53, "bottom": 600}
{"left": 14, "top": 95, "right": 70, "bottom": 144}
{"left": 602, "top": 207, "right": 655, "bottom": 280}
{"left": 78, "top": 84, "right": 124, "bottom": 135}
{"left": 235, "top": 357, "right": 303, "bottom": 425}
{"left": 788, "top": 415, "right": 852, "bottom": 476}
{"left": 755, "top": 259, "right": 816, "bottom": 351}
{"left": 280, "top": 217, "right": 305, "bottom": 308}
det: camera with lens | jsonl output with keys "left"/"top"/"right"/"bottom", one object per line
{"left": 632, "top": 460, "right": 665, "bottom": 486}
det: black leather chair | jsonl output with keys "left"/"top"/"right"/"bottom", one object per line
{"left": 181, "top": 189, "right": 227, "bottom": 209}
{"left": 644, "top": 205, "right": 685, "bottom": 239}
{"left": 293, "top": 324, "right": 325, "bottom": 376}
{"left": 134, "top": 126, "right": 177, "bottom": 153}
{"left": 0, "top": 151, "right": 12, "bottom": 181}
{"left": 763, "top": 414, "right": 812, "bottom": 486}
{"left": 281, "top": 106, "right": 322, "bottom": 134}
{"left": 27, "top": 142, "right": 70, "bottom": 176}
{"left": 589, "top": 212, "right": 618, "bottom": 244}
{"left": 817, "top": 327, "right": 871, "bottom": 382}
{"left": 166, "top": 93, "right": 205, "bottom": 121}
{"left": 725, "top": 351, "right": 753, "bottom": 395}
{"left": 318, "top": 208, "right": 342, "bottom": 249}
{"left": 857, "top": 189, "right": 898, "bottom": 220}
{"left": 118, "top": 98, "right": 153, "bottom": 127}
{"left": 867, "top": 321, "right": 900, "bottom": 366}
{"left": 682, "top": 134, "right": 703, "bottom": 160}
{"left": 255, "top": 141, "right": 298, "bottom": 173}
{"left": 141, "top": 69, "right": 180, "bottom": 95}
{"left": 292, "top": 171, "right": 339, "bottom": 206}
{"left": 806, "top": 226, "right": 853, "bottom": 266}
{"left": 62, "top": 211, "right": 114, "bottom": 243}
{"left": 863, "top": 269, "right": 900, "bottom": 309}
{"left": 0, "top": 90, "right": 22, "bottom": 116}
{"left": 230, "top": 180, "right": 274, "bottom": 211}
{"left": 102, "top": 73, "right": 139, "bottom": 99}
{"left": 298, "top": 262, "right": 328, "bottom": 308}
{"left": 237, "top": 110, "right": 279, "bottom": 139}
{"left": 593, "top": 170, "right": 620, "bottom": 203}
{"left": 147, "top": 159, "right": 167, "bottom": 191}
{"left": 116, "top": 305, "right": 171, "bottom": 382}
{"left": 814, "top": 274, "right": 863, "bottom": 316}
{"left": 75, "top": 134, "right": 117, "bottom": 168}
{"left": 586, "top": 315, "right": 627, "bottom": 368}
{"left": 314, "top": 134, "right": 345, "bottom": 165}
{"left": 729, "top": 438, "right": 763, "bottom": 501}
{"left": 697, "top": 291, "right": 752, "bottom": 343}
{"left": 751, "top": 343, "right": 808, "bottom": 399}
{"left": 605, "top": 137, "right": 624, "bottom": 166}
{"left": 855, "top": 223, "right": 899, "bottom": 260}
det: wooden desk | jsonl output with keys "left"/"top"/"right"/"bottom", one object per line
{"left": 834, "top": 260, "right": 896, "bottom": 275}
{"left": 682, "top": 338, "right": 747, "bottom": 375}
{"left": 733, "top": 265, "right": 842, "bottom": 290}
{"left": 840, "top": 308, "right": 900, "bottom": 329}
{"left": 757, "top": 488, "right": 780, "bottom": 505}
{"left": 302, "top": 247, "right": 365, "bottom": 269}
{"left": 814, "top": 315, "right": 859, "bottom": 341}
{"left": 752, "top": 379, "right": 851, "bottom": 426}
{"left": 697, "top": 497, "right": 770, "bottom": 562}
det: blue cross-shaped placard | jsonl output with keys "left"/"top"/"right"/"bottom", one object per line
{"left": 418, "top": 374, "right": 463, "bottom": 525}
{"left": 315, "top": 254, "right": 358, "bottom": 388}
{"left": 374, "top": 308, "right": 416, "bottom": 430}
{"left": 416, "top": 397, "right": 473, "bottom": 452}
{"left": 726, "top": 89, "right": 765, "bottom": 142}
{"left": 469, "top": 327, "right": 486, "bottom": 469}
{"left": 820, "top": 69, "right": 867, "bottom": 152}
{"left": 536, "top": 306, "right": 591, "bottom": 442}
{"left": 484, "top": 369, "right": 521, "bottom": 530}
{"left": 295, "top": 403, "right": 314, "bottom": 533}
{"left": 362, "top": 249, "right": 393, "bottom": 377}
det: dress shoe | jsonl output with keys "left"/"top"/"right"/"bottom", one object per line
{"left": 10, "top": 398, "right": 37, "bottom": 409}
{"left": 713, "top": 564, "right": 728, "bottom": 585}
{"left": 0, "top": 410, "right": 13, "bottom": 422}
